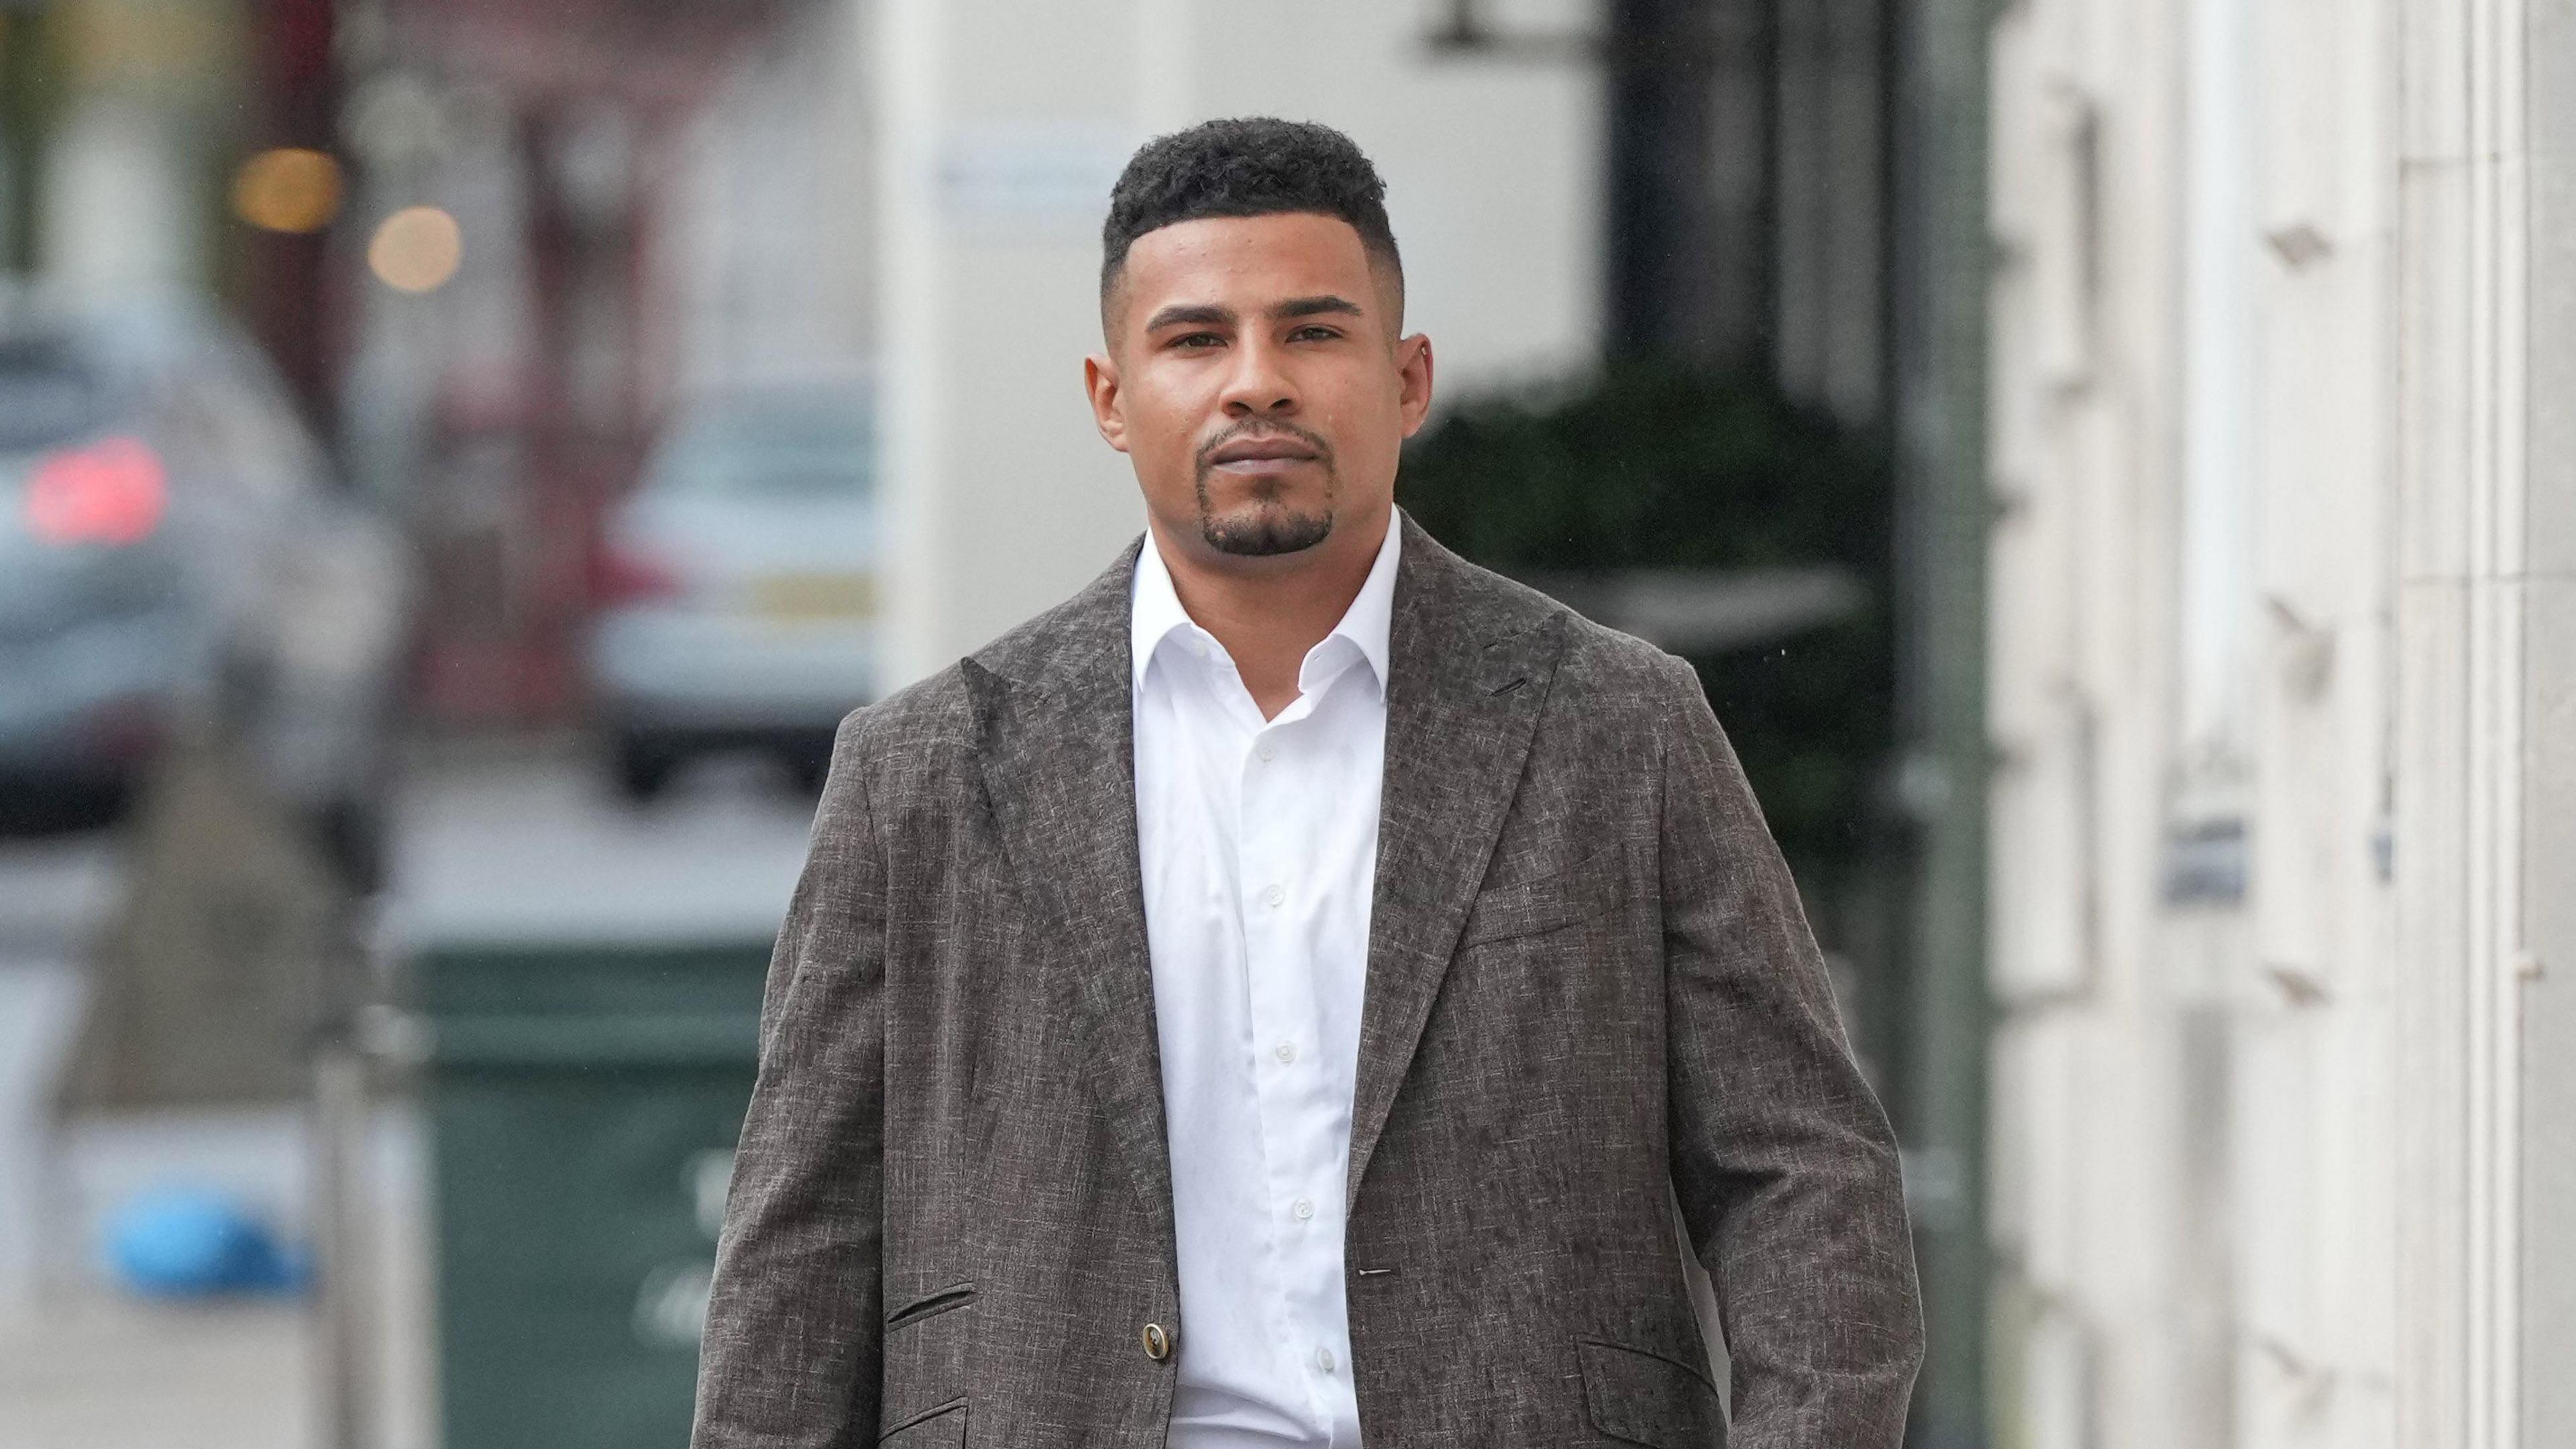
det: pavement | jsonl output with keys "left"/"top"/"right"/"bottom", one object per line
{"left": 0, "top": 738, "right": 817, "bottom": 1448}
{"left": 0, "top": 1292, "right": 311, "bottom": 1449}
{"left": 0, "top": 830, "right": 120, "bottom": 1309}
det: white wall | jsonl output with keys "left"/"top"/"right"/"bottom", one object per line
{"left": 868, "top": 0, "right": 1602, "bottom": 684}
{"left": 2518, "top": 1, "right": 2576, "bottom": 1438}
{"left": 662, "top": 0, "right": 877, "bottom": 405}
{"left": 1986, "top": 2, "right": 2245, "bottom": 1436}
{"left": 1986, "top": 0, "right": 2559, "bottom": 1446}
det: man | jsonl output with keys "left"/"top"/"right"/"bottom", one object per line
{"left": 692, "top": 117, "right": 1921, "bottom": 1449}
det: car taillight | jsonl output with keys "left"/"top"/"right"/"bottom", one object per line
{"left": 25, "top": 435, "right": 168, "bottom": 546}
{"left": 594, "top": 543, "right": 686, "bottom": 606}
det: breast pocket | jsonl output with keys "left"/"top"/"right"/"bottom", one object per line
{"left": 1458, "top": 845, "right": 1634, "bottom": 950}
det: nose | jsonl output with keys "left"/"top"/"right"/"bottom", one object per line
{"left": 1218, "top": 333, "right": 1298, "bottom": 417}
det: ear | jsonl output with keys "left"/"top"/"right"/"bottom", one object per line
{"left": 1085, "top": 352, "right": 1130, "bottom": 453}
{"left": 1395, "top": 333, "right": 1436, "bottom": 439}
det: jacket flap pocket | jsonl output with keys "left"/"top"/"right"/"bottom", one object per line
{"left": 882, "top": 1284, "right": 973, "bottom": 1430}
{"left": 879, "top": 1400, "right": 964, "bottom": 1446}
{"left": 1461, "top": 846, "right": 1631, "bottom": 948}
{"left": 885, "top": 1281, "right": 977, "bottom": 1332}
{"left": 1577, "top": 1338, "right": 1726, "bottom": 1448}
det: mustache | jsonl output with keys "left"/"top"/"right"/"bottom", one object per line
{"left": 1194, "top": 419, "right": 1335, "bottom": 472}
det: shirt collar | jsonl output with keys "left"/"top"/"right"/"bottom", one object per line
{"left": 1328, "top": 507, "right": 1403, "bottom": 692}
{"left": 1129, "top": 508, "right": 1405, "bottom": 698}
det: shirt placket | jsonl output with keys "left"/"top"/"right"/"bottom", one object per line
{"left": 1230, "top": 698, "right": 1349, "bottom": 1436}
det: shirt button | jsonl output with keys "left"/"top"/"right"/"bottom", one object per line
{"left": 1263, "top": 884, "right": 1285, "bottom": 908}
{"left": 1256, "top": 741, "right": 1277, "bottom": 762}
{"left": 1293, "top": 1197, "right": 1315, "bottom": 1220}
{"left": 1274, "top": 1042, "right": 1297, "bottom": 1064}
{"left": 1315, "top": 1345, "right": 1336, "bottom": 1373}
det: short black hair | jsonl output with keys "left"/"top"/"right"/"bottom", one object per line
{"left": 1100, "top": 117, "right": 1403, "bottom": 323}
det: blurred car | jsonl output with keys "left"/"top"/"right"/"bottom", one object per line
{"left": 0, "top": 293, "right": 407, "bottom": 885}
{"left": 586, "top": 389, "right": 877, "bottom": 802}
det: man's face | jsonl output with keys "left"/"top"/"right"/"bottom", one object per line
{"left": 1085, "top": 212, "right": 1433, "bottom": 565}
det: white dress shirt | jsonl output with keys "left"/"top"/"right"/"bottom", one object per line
{"left": 1130, "top": 513, "right": 1401, "bottom": 1449}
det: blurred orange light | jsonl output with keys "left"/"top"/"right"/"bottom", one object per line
{"left": 369, "top": 206, "right": 463, "bottom": 293}
{"left": 231, "top": 148, "right": 343, "bottom": 233}
{"left": 27, "top": 437, "right": 168, "bottom": 547}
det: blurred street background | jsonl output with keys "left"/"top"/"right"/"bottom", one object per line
{"left": 0, "top": 2, "right": 2569, "bottom": 1448}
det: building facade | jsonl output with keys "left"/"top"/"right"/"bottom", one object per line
{"left": 1984, "top": 0, "right": 2574, "bottom": 1444}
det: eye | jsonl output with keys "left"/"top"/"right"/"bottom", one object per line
{"left": 1289, "top": 325, "right": 1343, "bottom": 342}
{"left": 1168, "top": 331, "right": 1225, "bottom": 350}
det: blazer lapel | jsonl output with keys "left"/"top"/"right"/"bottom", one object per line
{"left": 961, "top": 541, "right": 1177, "bottom": 1249}
{"left": 1346, "top": 517, "right": 1566, "bottom": 1209}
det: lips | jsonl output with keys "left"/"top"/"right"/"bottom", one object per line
{"left": 1208, "top": 437, "right": 1320, "bottom": 465}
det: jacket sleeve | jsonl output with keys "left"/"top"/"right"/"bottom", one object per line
{"left": 692, "top": 712, "right": 888, "bottom": 1448}
{"left": 1652, "top": 652, "right": 1924, "bottom": 1446}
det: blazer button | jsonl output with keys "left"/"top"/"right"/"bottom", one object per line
{"left": 1141, "top": 1322, "right": 1174, "bottom": 1362}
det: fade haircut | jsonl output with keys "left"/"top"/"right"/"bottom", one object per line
{"left": 1100, "top": 117, "right": 1404, "bottom": 330}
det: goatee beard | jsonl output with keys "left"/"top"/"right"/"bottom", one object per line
{"left": 1192, "top": 419, "right": 1337, "bottom": 557}
{"left": 1200, "top": 502, "right": 1334, "bottom": 557}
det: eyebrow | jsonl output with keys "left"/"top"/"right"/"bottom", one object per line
{"left": 1140, "top": 294, "right": 1367, "bottom": 333}
{"left": 1274, "top": 294, "right": 1364, "bottom": 321}
{"left": 1143, "top": 303, "right": 1233, "bottom": 332}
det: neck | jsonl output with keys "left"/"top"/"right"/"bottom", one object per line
{"left": 1149, "top": 505, "right": 1391, "bottom": 720}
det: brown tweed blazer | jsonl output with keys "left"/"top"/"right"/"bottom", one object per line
{"left": 690, "top": 515, "right": 1922, "bottom": 1449}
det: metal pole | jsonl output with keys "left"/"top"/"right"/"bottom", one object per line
{"left": 0, "top": 0, "right": 54, "bottom": 277}
{"left": 309, "top": 898, "right": 380, "bottom": 1449}
{"left": 1889, "top": 0, "right": 1993, "bottom": 1445}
